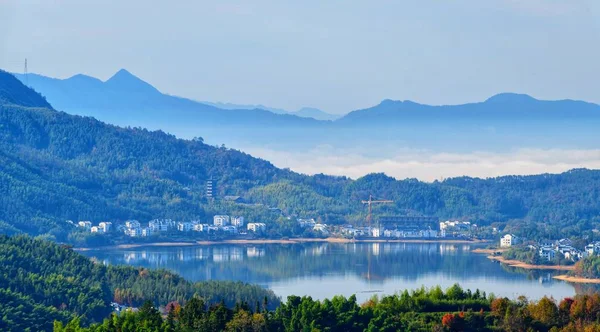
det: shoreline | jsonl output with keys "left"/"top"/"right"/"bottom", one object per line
{"left": 487, "top": 255, "right": 575, "bottom": 271}
{"left": 553, "top": 275, "right": 600, "bottom": 284}
{"left": 74, "top": 237, "right": 486, "bottom": 251}
{"left": 471, "top": 248, "right": 507, "bottom": 255}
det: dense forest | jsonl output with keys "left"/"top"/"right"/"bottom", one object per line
{"left": 0, "top": 235, "right": 279, "bottom": 331}
{"left": 1, "top": 69, "right": 600, "bottom": 242}
{"left": 55, "top": 284, "right": 600, "bottom": 331}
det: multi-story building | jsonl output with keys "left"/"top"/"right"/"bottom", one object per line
{"left": 439, "top": 220, "right": 471, "bottom": 237}
{"left": 177, "top": 222, "right": 194, "bottom": 232}
{"left": 500, "top": 234, "right": 519, "bottom": 247}
{"left": 539, "top": 246, "right": 556, "bottom": 261}
{"left": 231, "top": 216, "right": 245, "bottom": 227}
{"left": 78, "top": 221, "right": 92, "bottom": 230}
{"left": 370, "top": 227, "right": 381, "bottom": 238}
{"left": 99, "top": 222, "right": 112, "bottom": 233}
{"left": 125, "top": 227, "right": 142, "bottom": 237}
{"left": 213, "top": 215, "right": 230, "bottom": 227}
{"left": 247, "top": 223, "right": 266, "bottom": 232}
{"left": 585, "top": 242, "right": 600, "bottom": 256}
{"left": 298, "top": 219, "right": 316, "bottom": 228}
{"left": 142, "top": 227, "right": 153, "bottom": 237}
{"left": 149, "top": 219, "right": 175, "bottom": 232}
{"left": 125, "top": 220, "right": 141, "bottom": 229}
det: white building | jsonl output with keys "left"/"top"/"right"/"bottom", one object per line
{"left": 91, "top": 226, "right": 100, "bottom": 233}
{"left": 193, "top": 223, "right": 210, "bottom": 232}
{"left": 247, "top": 223, "right": 266, "bottom": 232}
{"left": 149, "top": 219, "right": 175, "bottom": 232}
{"left": 298, "top": 218, "right": 317, "bottom": 228}
{"left": 231, "top": 216, "right": 245, "bottom": 227}
{"left": 439, "top": 220, "right": 471, "bottom": 231}
{"left": 439, "top": 220, "right": 471, "bottom": 237}
{"left": 313, "top": 223, "right": 329, "bottom": 235}
{"left": 539, "top": 246, "right": 556, "bottom": 261}
{"left": 500, "top": 234, "right": 519, "bottom": 247}
{"left": 213, "top": 215, "right": 230, "bottom": 227}
{"left": 78, "top": 221, "right": 92, "bottom": 230}
{"left": 99, "top": 222, "right": 112, "bottom": 233}
{"left": 142, "top": 227, "right": 153, "bottom": 237}
{"left": 371, "top": 227, "right": 381, "bottom": 238}
{"left": 125, "top": 220, "right": 141, "bottom": 229}
{"left": 177, "top": 222, "right": 194, "bottom": 232}
{"left": 125, "top": 227, "right": 142, "bottom": 237}
{"left": 585, "top": 242, "right": 600, "bottom": 256}
{"left": 222, "top": 225, "right": 238, "bottom": 234}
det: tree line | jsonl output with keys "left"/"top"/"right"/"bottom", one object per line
{"left": 0, "top": 235, "right": 279, "bottom": 331}
{"left": 55, "top": 285, "right": 600, "bottom": 332}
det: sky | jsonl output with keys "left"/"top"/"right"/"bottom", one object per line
{"left": 1, "top": 0, "right": 600, "bottom": 115}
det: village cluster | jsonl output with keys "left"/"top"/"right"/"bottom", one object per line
{"left": 500, "top": 234, "right": 600, "bottom": 262}
{"left": 75, "top": 215, "right": 268, "bottom": 237}
{"left": 74, "top": 216, "right": 485, "bottom": 240}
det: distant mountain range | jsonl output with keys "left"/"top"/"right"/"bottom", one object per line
{"left": 12, "top": 69, "right": 600, "bottom": 154}
{"left": 201, "top": 101, "right": 340, "bottom": 121}
{"left": 13, "top": 70, "right": 339, "bottom": 121}
{"left": 2, "top": 68, "right": 600, "bottom": 242}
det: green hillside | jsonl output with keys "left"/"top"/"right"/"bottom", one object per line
{"left": 1, "top": 69, "right": 600, "bottom": 241}
{"left": 0, "top": 69, "right": 349, "bottom": 239}
{"left": 0, "top": 235, "right": 279, "bottom": 331}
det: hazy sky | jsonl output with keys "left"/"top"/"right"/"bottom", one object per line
{"left": 1, "top": 0, "right": 600, "bottom": 114}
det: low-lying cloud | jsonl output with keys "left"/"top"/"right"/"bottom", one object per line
{"left": 242, "top": 146, "right": 600, "bottom": 181}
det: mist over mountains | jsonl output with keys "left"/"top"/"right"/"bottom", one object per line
{"left": 13, "top": 69, "right": 600, "bottom": 180}
{"left": 2, "top": 68, "right": 600, "bottom": 242}
{"left": 201, "top": 101, "right": 339, "bottom": 121}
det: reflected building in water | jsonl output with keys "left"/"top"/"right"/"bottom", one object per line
{"left": 83, "top": 242, "right": 579, "bottom": 302}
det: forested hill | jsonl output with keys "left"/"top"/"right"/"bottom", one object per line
{"left": 1, "top": 69, "right": 600, "bottom": 240}
{"left": 0, "top": 69, "right": 51, "bottom": 108}
{"left": 0, "top": 234, "right": 280, "bottom": 332}
{"left": 0, "top": 69, "right": 348, "bottom": 238}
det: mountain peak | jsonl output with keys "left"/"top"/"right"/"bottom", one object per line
{"left": 66, "top": 73, "right": 103, "bottom": 84}
{"left": 106, "top": 68, "right": 137, "bottom": 83}
{"left": 485, "top": 93, "right": 537, "bottom": 104}
{"left": 105, "top": 69, "right": 159, "bottom": 94}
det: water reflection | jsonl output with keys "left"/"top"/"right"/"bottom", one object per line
{"left": 82, "top": 242, "right": 579, "bottom": 302}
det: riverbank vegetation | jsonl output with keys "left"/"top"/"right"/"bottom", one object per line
{"left": 572, "top": 256, "right": 600, "bottom": 279}
{"left": 5, "top": 234, "right": 600, "bottom": 331}
{"left": 0, "top": 235, "right": 279, "bottom": 331}
{"left": 55, "top": 286, "right": 600, "bottom": 332}
{"left": 502, "top": 246, "right": 574, "bottom": 266}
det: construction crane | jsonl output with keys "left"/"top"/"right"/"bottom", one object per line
{"left": 361, "top": 195, "right": 393, "bottom": 232}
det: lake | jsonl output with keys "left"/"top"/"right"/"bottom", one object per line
{"left": 81, "top": 242, "right": 587, "bottom": 302}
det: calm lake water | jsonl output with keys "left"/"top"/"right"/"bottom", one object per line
{"left": 81, "top": 242, "right": 590, "bottom": 302}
